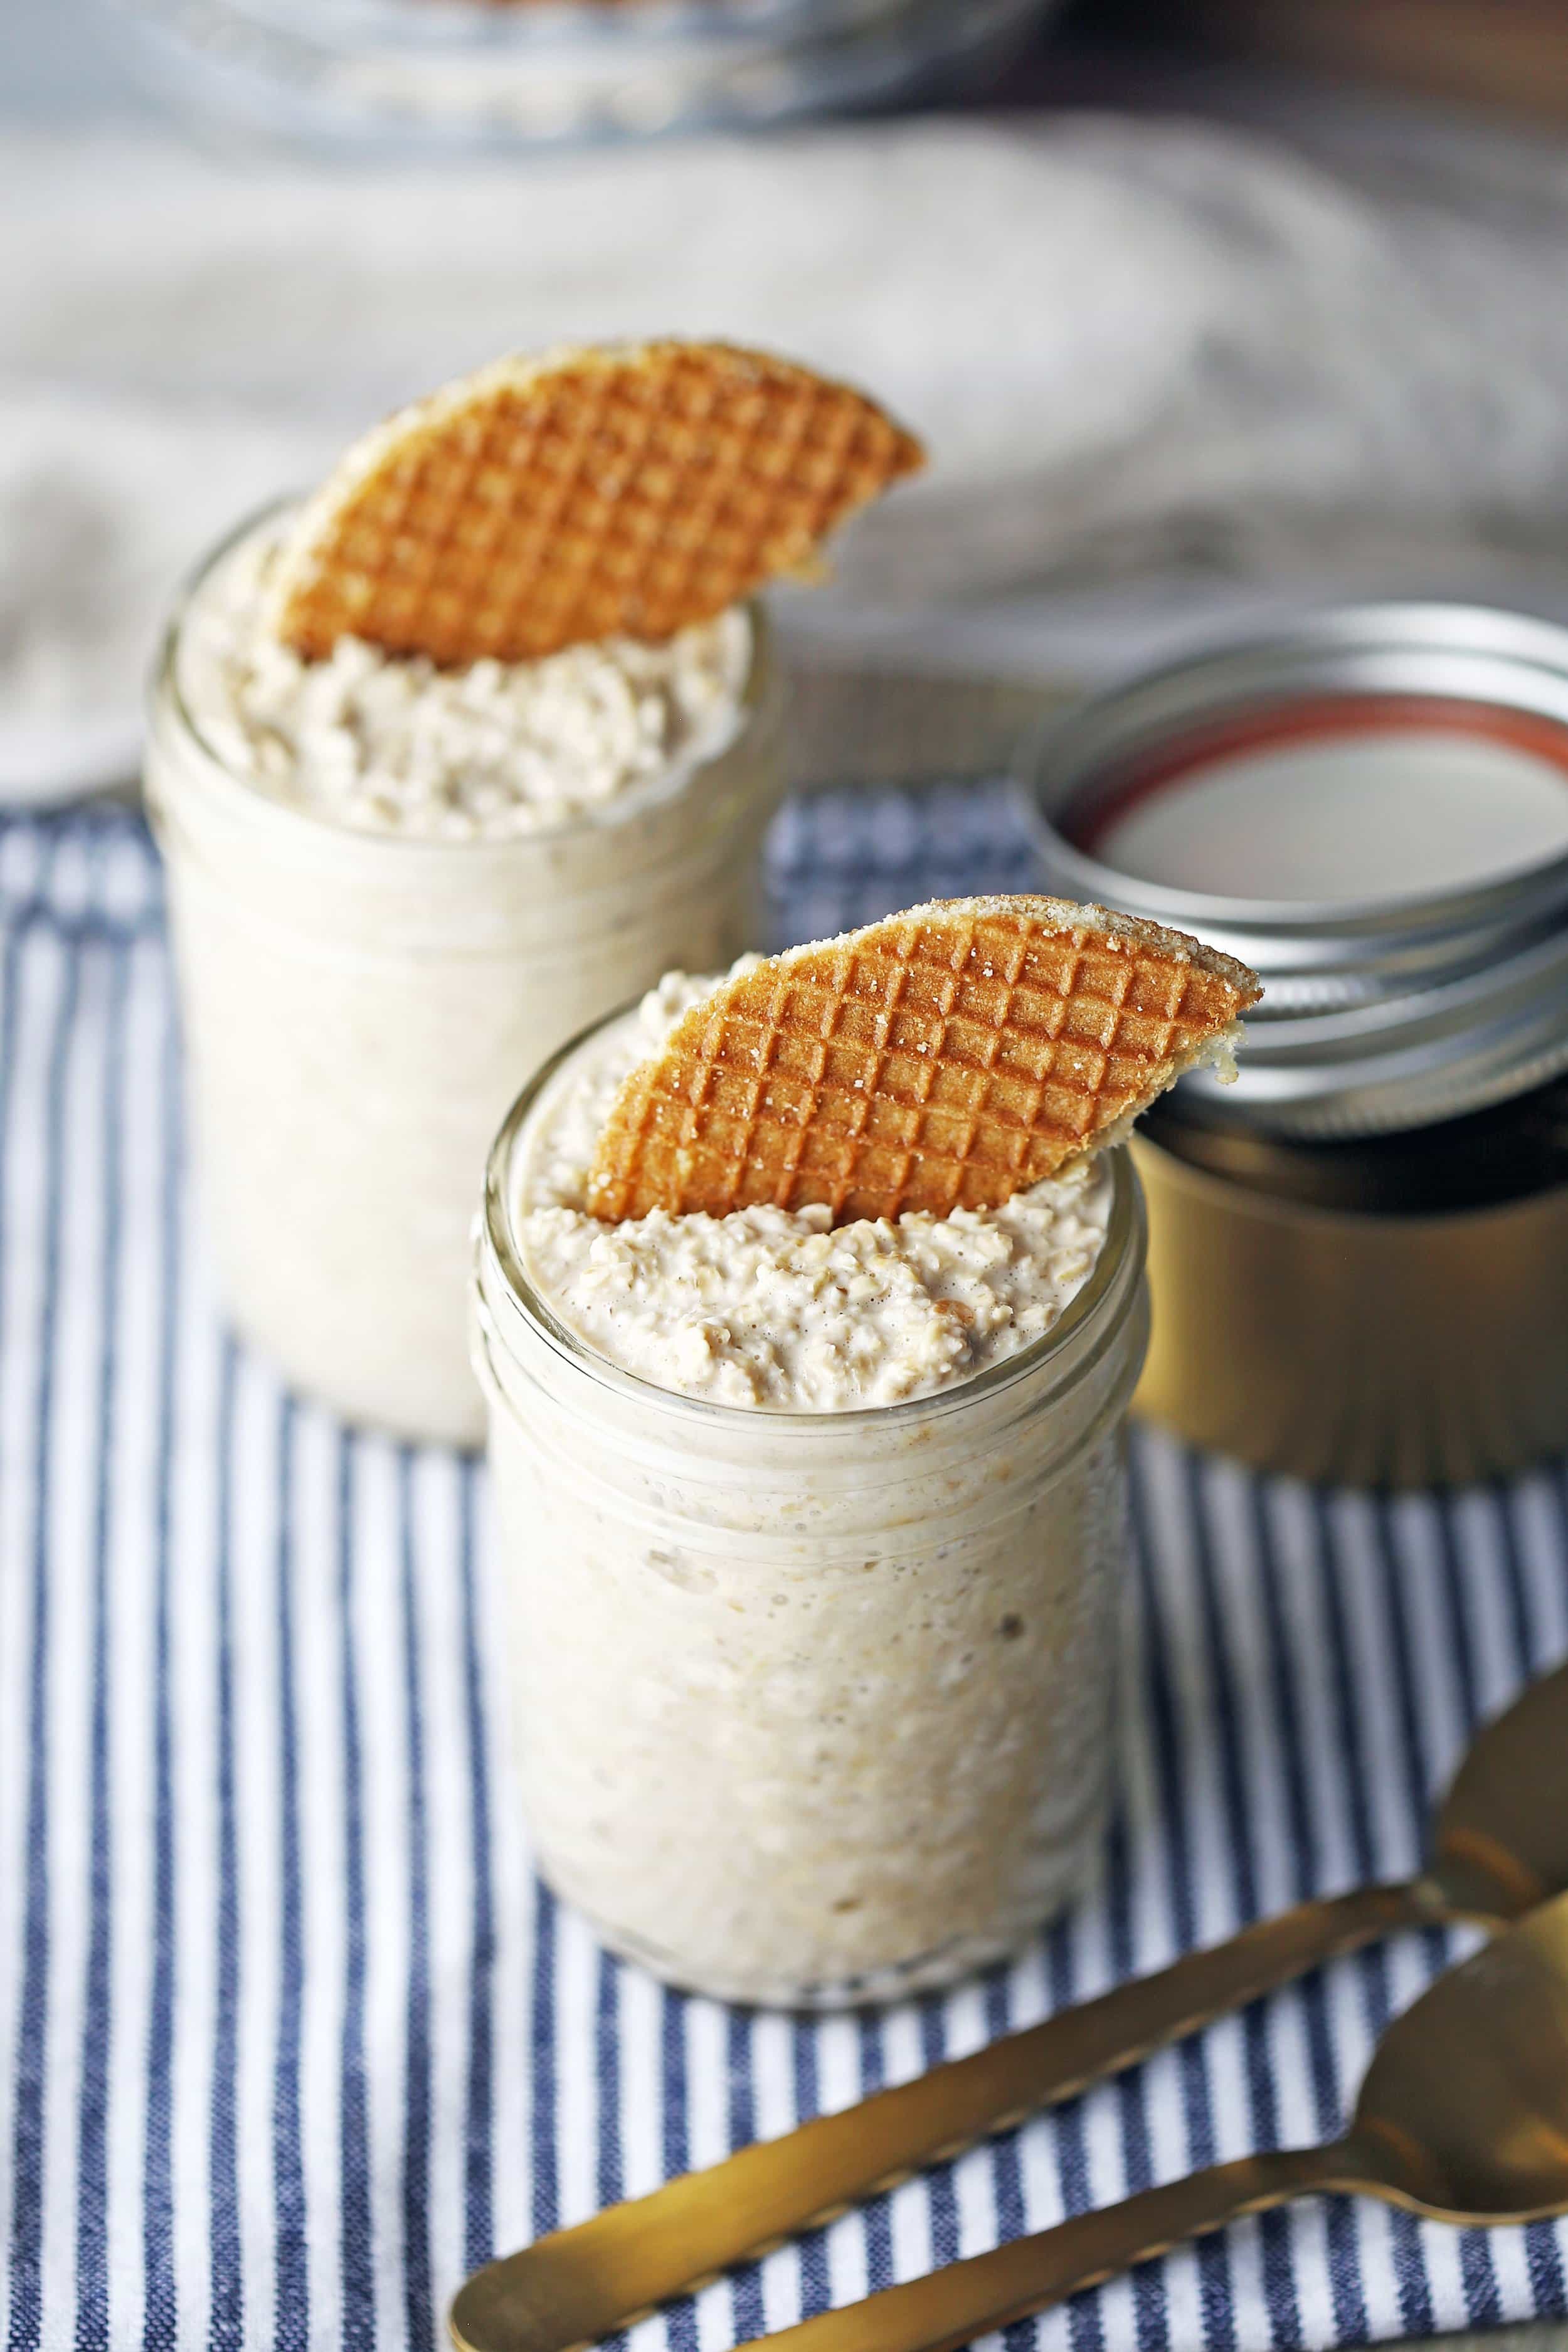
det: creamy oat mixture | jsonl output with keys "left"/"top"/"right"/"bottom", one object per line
{"left": 516, "top": 969, "right": 1113, "bottom": 1411}
{"left": 176, "top": 519, "right": 751, "bottom": 840}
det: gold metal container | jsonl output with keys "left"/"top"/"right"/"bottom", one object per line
{"left": 1022, "top": 603, "right": 1568, "bottom": 1487}
{"left": 1131, "top": 1104, "right": 1568, "bottom": 1488}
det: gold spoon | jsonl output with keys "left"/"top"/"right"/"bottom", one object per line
{"left": 449, "top": 1663, "right": 1568, "bottom": 2352}
{"left": 704, "top": 1886, "right": 1568, "bottom": 2352}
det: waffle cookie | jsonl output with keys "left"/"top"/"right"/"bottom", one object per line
{"left": 586, "top": 898, "right": 1263, "bottom": 1227}
{"left": 270, "top": 342, "right": 924, "bottom": 667}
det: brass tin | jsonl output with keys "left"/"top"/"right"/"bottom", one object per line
{"left": 1131, "top": 1120, "right": 1568, "bottom": 1488}
{"left": 1022, "top": 603, "right": 1568, "bottom": 1486}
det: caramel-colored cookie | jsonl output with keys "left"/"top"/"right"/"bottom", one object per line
{"left": 272, "top": 341, "right": 924, "bottom": 667}
{"left": 587, "top": 896, "right": 1262, "bottom": 1226}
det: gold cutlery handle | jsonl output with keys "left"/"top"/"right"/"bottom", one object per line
{"left": 756, "top": 2143, "right": 1363, "bottom": 2352}
{"left": 449, "top": 1880, "right": 1438, "bottom": 2352}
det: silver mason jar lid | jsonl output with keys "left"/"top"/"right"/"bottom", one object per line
{"left": 1020, "top": 601, "right": 1568, "bottom": 1140}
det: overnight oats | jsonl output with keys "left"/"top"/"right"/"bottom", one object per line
{"left": 144, "top": 342, "right": 922, "bottom": 1443}
{"left": 474, "top": 898, "right": 1261, "bottom": 2003}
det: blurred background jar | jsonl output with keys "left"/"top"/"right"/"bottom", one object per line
{"left": 100, "top": 0, "right": 1064, "bottom": 157}
{"left": 146, "top": 512, "right": 781, "bottom": 1446}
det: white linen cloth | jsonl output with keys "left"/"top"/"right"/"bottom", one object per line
{"left": 10, "top": 110, "right": 1568, "bottom": 796}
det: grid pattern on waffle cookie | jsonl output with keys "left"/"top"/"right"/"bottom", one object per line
{"left": 274, "top": 345, "right": 924, "bottom": 667}
{"left": 588, "top": 908, "right": 1246, "bottom": 1226}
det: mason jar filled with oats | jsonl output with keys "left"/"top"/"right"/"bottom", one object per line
{"left": 474, "top": 898, "right": 1258, "bottom": 2002}
{"left": 145, "top": 342, "right": 922, "bottom": 1445}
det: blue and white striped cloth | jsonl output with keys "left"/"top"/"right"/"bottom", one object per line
{"left": 4, "top": 792, "right": 1568, "bottom": 2352}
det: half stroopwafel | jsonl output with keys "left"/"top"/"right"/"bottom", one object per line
{"left": 586, "top": 897, "right": 1263, "bottom": 1227}
{"left": 270, "top": 341, "right": 924, "bottom": 667}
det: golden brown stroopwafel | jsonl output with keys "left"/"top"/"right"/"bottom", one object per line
{"left": 586, "top": 897, "right": 1263, "bottom": 1227}
{"left": 270, "top": 342, "right": 924, "bottom": 667}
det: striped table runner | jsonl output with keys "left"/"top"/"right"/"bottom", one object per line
{"left": 3, "top": 794, "right": 1567, "bottom": 2352}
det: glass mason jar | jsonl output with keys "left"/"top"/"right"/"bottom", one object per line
{"left": 473, "top": 1025, "right": 1151, "bottom": 2006}
{"left": 145, "top": 515, "right": 781, "bottom": 1449}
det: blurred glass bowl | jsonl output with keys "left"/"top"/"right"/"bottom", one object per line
{"left": 231, "top": 0, "right": 913, "bottom": 51}
{"left": 105, "top": 0, "right": 1061, "bottom": 151}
